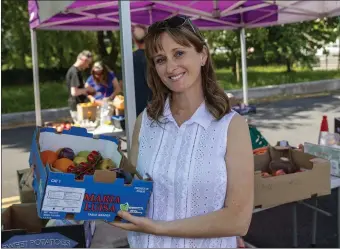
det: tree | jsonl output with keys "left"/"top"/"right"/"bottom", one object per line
{"left": 204, "top": 28, "right": 268, "bottom": 81}
{"left": 1, "top": 0, "right": 100, "bottom": 70}
{"left": 204, "top": 30, "right": 241, "bottom": 80}
{"left": 96, "top": 31, "right": 120, "bottom": 72}
{"left": 264, "top": 17, "right": 339, "bottom": 72}
{"left": 1, "top": 0, "right": 31, "bottom": 69}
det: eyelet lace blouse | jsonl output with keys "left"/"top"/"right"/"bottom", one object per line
{"left": 128, "top": 98, "right": 237, "bottom": 248}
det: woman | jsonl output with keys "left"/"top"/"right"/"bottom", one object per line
{"left": 111, "top": 16, "right": 254, "bottom": 248}
{"left": 85, "top": 61, "right": 122, "bottom": 103}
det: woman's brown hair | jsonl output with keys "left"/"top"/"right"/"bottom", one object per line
{"left": 91, "top": 61, "right": 110, "bottom": 85}
{"left": 144, "top": 17, "right": 231, "bottom": 122}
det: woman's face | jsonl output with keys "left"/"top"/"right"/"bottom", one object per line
{"left": 153, "top": 32, "right": 207, "bottom": 93}
{"left": 93, "top": 70, "right": 103, "bottom": 81}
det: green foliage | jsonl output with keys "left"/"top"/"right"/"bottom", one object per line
{"left": 216, "top": 66, "right": 340, "bottom": 90}
{"left": 1, "top": 0, "right": 30, "bottom": 69}
{"left": 1, "top": 0, "right": 339, "bottom": 76}
{"left": 2, "top": 81, "right": 68, "bottom": 113}
{"left": 1, "top": 0, "right": 119, "bottom": 70}
{"left": 203, "top": 17, "right": 339, "bottom": 73}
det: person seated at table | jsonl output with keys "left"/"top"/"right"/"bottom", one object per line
{"left": 85, "top": 61, "right": 122, "bottom": 103}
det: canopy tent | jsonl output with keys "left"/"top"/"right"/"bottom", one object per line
{"left": 28, "top": 0, "right": 340, "bottom": 152}
{"left": 30, "top": 1, "right": 340, "bottom": 30}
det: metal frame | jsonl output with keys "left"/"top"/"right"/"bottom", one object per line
{"left": 240, "top": 28, "right": 248, "bottom": 105}
{"left": 118, "top": 1, "right": 136, "bottom": 155}
{"left": 30, "top": 29, "right": 42, "bottom": 127}
{"left": 252, "top": 179, "right": 340, "bottom": 248}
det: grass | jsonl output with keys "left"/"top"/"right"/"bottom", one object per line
{"left": 216, "top": 65, "right": 340, "bottom": 89}
{"left": 2, "top": 82, "right": 69, "bottom": 114}
{"left": 2, "top": 66, "right": 340, "bottom": 114}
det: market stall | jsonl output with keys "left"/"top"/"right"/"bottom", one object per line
{"left": 2, "top": 1, "right": 339, "bottom": 248}
{"left": 28, "top": 0, "right": 340, "bottom": 153}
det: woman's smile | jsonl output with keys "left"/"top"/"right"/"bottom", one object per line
{"left": 169, "top": 72, "right": 186, "bottom": 82}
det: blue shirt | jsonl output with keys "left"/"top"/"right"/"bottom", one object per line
{"left": 86, "top": 72, "right": 115, "bottom": 100}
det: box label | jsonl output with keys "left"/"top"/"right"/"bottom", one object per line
{"left": 42, "top": 186, "right": 85, "bottom": 213}
{"left": 2, "top": 232, "right": 78, "bottom": 248}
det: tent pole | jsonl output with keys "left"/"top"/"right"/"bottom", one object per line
{"left": 118, "top": 1, "right": 136, "bottom": 156}
{"left": 240, "top": 28, "right": 248, "bottom": 105}
{"left": 30, "top": 29, "right": 42, "bottom": 126}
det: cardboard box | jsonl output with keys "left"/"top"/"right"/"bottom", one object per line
{"left": 29, "top": 126, "right": 153, "bottom": 222}
{"left": 226, "top": 93, "right": 240, "bottom": 107}
{"left": 304, "top": 142, "right": 340, "bottom": 177}
{"left": 17, "top": 168, "right": 35, "bottom": 203}
{"left": 254, "top": 147, "right": 331, "bottom": 209}
{"left": 76, "top": 104, "right": 98, "bottom": 122}
{"left": 1, "top": 203, "right": 95, "bottom": 248}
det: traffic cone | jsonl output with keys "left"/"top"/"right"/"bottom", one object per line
{"left": 318, "top": 115, "right": 329, "bottom": 144}
{"left": 320, "top": 115, "right": 329, "bottom": 132}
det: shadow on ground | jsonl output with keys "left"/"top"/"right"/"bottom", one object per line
{"left": 245, "top": 189, "right": 339, "bottom": 248}
{"left": 250, "top": 95, "right": 340, "bottom": 130}
{"left": 1, "top": 126, "right": 35, "bottom": 153}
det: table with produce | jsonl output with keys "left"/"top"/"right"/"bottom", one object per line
{"left": 44, "top": 95, "right": 126, "bottom": 137}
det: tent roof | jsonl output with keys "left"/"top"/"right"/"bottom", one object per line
{"left": 29, "top": 1, "right": 340, "bottom": 31}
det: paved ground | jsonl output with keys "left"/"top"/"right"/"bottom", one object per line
{"left": 2, "top": 93, "right": 340, "bottom": 247}
{"left": 250, "top": 93, "right": 339, "bottom": 146}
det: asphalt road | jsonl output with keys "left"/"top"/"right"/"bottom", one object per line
{"left": 1, "top": 93, "right": 340, "bottom": 247}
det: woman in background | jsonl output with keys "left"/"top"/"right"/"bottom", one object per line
{"left": 86, "top": 61, "right": 121, "bottom": 104}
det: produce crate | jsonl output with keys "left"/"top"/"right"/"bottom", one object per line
{"left": 249, "top": 125, "right": 269, "bottom": 150}
{"left": 335, "top": 117, "right": 340, "bottom": 135}
{"left": 2, "top": 203, "right": 95, "bottom": 248}
{"left": 29, "top": 126, "right": 153, "bottom": 222}
{"left": 76, "top": 103, "right": 99, "bottom": 122}
{"left": 254, "top": 145, "right": 331, "bottom": 208}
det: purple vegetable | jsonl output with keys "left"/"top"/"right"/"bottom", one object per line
{"left": 58, "top": 147, "right": 75, "bottom": 161}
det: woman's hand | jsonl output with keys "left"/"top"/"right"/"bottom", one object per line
{"left": 85, "top": 83, "right": 96, "bottom": 95}
{"left": 108, "top": 211, "right": 163, "bottom": 235}
{"left": 87, "top": 95, "right": 96, "bottom": 103}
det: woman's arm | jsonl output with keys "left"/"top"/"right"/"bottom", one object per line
{"left": 84, "top": 80, "right": 96, "bottom": 102}
{"left": 85, "top": 82, "right": 95, "bottom": 93}
{"left": 109, "top": 77, "right": 122, "bottom": 100}
{"left": 154, "top": 114, "right": 254, "bottom": 238}
{"left": 85, "top": 77, "right": 96, "bottom": 95}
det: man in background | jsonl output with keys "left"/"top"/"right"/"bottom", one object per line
{"left": 66, "top": 50, "right": 93, "bottom": 122}
{"left": 132, "top": 25, "right": 152, "bottom": 117}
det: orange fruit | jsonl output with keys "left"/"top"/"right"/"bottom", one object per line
{"left": 40, "top": 150, "right": 58, "bottom": 166}
{"left": 53, "top": 158, "right": 74, "bottom": 173}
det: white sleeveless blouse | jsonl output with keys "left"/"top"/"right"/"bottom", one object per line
{"left": 128, "top": 98, "right": 237, "bottom": 248}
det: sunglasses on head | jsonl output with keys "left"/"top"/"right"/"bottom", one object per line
{"left": 148, "top": 16, "right": 203, "bottom": 40}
